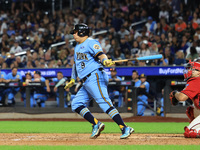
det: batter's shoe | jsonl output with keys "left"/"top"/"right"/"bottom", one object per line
{"left": 90, "top": 121, "right": 105, "bottom": 139}
{"left": 120, "top": 126, "right": 134, "bottom": 139}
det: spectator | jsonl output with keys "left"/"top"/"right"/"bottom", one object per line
{"left": 175, "top": 16, "right": 187, "bottom": 37}
{"left": 101, "top": 38, "right": 111, "bottom": 54}
{"left": 157, "top": 88, "right": 164, "bottom": 117}
{"left": 173, "top": 50, "right": 186, "bottom": 65}
{"left": 145, "top": 16, "right": 157, "bottom": 34}
{"left": 108, "top": 68, "right": 123, "bottom": 107}
{"left": 179, "top": 35, "right": 190, "bottom": 54}
{"left": 159, "top": 6, "right": 169, "bottom": 22}
{"left": 136, "top": 40, "right": 150, "bottom": 57}
{"left": 119, "top": 37, "right": 131, "bottom": 55}
{"left": 186, "top": 47, "right": 199, "bottom": 61}
{"left": 108, "top": 38, "right": 119, "bottom": 57}
{"left": 9, "top": 40, "right": 23, "bottom": 54}
{"left": 0, "top": 18, "right": 8, "bottom": 35}
{"left": 0, "top": 57, "right": 5, "bottom": 68}
{"left": 5, "top": 50, "right": 16, "bottom": 68}
{"left": 32, "top": 70, "right": 50, "bottom": 107}
{"left": 117, "top": 26, "right": 130, "bottom": 39}
{"left": 5, "top": 67, "right": 22, "bottom": 106}
{"left": 131, "top": 70, "right": 141, "bottom": 87}
{"left": 0, "top": 34, "right": 10, "bottom": 52}
{"left": 21, "top": 72, "right": 35, "bottom": 107}
{"left": 0, "top": 67, "right": 8, "bottom": 106}
{"left": 137, "top": 73, "right": 150, "bottom": 116}
{"left": 130, "top": 41, "right": 139, "bottom": 58}
{"left": 138, "top": 60, "right": 147, "bottom": 66}
{"left": 49, "top": 71, "right": 68, "bottom": 107}
{"left": 149, "top": 43, "right": 159, "bottom": 55}
{"left": 194, "top": 28, "right": 200, "bottom": 40}
{"left": 15, "top": 56, "right": 25, "bottom": 68}
{"left": 11, "top": 0, "right": 35, "bottom": 14}
{"left": 157, "top": 54, "right": 169, "bottom": 66}
{"left": 164, "top": 46, "right": 174, "bottom": 65}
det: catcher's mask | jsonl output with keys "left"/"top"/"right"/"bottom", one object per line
{"left": 183, "top": 60, "right": 200, "bottom": 80}
{"left": 70, "top": 23, "right": 89, "bottom": 37}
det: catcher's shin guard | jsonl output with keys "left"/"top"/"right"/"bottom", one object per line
{"left": 186, "top": 106, "right": 195, "bottom": 123}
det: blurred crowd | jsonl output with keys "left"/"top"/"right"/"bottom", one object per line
{"left": 0, "top": 0, "right": 200, "bottom": 69}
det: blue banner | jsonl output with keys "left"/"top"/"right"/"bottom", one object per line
{"left": 112, "top": 66, "right": 184, "bottom": 76}
{"left": 2, "top": 66, "right": 184, "bottom": 78}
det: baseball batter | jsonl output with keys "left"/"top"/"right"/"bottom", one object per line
{"left": 170, "top": 60, "right": 200, "bottom": 138}
{"left": 64, "top": 23, "right": 134, "bottom": 139}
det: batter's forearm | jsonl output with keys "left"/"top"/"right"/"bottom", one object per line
{"left": 98, "top": 54, "right": 108, "bottom": 63}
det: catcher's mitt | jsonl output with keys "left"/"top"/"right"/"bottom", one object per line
{"left": 169, "top": 90, "right": 179, "bottom": 105}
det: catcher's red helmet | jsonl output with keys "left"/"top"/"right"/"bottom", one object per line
{"left": 183, "top": 60, "right": 200, "bottom": 80}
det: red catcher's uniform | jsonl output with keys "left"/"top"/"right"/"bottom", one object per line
{"left": 181, "top": 77, "right": 200, "bottom": 109}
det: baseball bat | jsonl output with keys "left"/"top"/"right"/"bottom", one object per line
{"left": 113, "top": 54, "right": 162, "bottom": 63}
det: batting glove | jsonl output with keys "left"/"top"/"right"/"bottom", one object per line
{"left": 103, "top": 59, "right": 115, "bottom": 67}
{"left": 169, "top": 90, "right": 179, "bottom": 105}
{"left": 64, "top": 79, "right": 75, "bottom": 89}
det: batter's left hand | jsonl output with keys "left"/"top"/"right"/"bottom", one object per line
{"left": 64, "top": 79, "right": 75, "bottom": 90}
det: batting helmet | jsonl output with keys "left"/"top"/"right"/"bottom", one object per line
{"left": 70, "top": 23, "right": 89, "bottom": 37}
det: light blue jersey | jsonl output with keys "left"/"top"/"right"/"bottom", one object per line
{"left": 72, "top": 38, "right": 104, "bottom": 80}
{"left": 134, "top": 80, "right": 141, "bottom": 87}
{"left": 32, "top": 76, "right": 48, "bottom": 107}
{"left": 0, "top": 71, "right": 6, "bottom": 79}
{"left": 6, "top": 72, "right": 22, "bottom": 81}
{"left": 5, "top": 71, "right": 22, "bottom": 105}
{"left": 137, "top": 80, "right": 150, "bottom": 116}
{"left": 141, "top": 81, "right": 150, "bottom": 93}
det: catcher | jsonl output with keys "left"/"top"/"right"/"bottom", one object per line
{"left": 170, "top": 60, "right": 200, "bottom": 138}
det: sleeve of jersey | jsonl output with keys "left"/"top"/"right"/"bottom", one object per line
{"left": 89, "top": 40, "right": 104, "bottom": 58}
{"left": 145, "top": 82, "right": 150, "bottom": 93}
{"left": 117, "top": 76, "right": 122, "bottom": 81}
{"left": 181, "top": 80, "right": 200, "bottom": 99}
{"left": 40, "top": 77, "right": 46, "bottom": 82}
{"left": 52, "top": 78, "right": 58, "bottom": 82}
{"left": 71, "top": 64, "right": 77, "bottom": 80}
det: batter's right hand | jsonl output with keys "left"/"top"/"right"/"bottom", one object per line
{"left": 103, "top": 59, "right": 115, "bottom": 67}
{"left": 64, "top": 79, "right": 75, "bottom": 90}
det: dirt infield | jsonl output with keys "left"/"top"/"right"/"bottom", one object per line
{"left": 0, "top": 116, "right": 194, "bottom": 145}
{"left": 0, "top": 133, "right": 200, "bottom": 145}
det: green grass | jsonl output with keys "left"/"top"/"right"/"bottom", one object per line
{"left": 0, "top": 121, "right": 188, "bottom": 133}
{"left": 0, "top": 145, "right": 198, "bottom": 150}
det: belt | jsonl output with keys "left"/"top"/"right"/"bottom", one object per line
{"left": 81, "top": 68, "right": 104, "bottom": 83}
